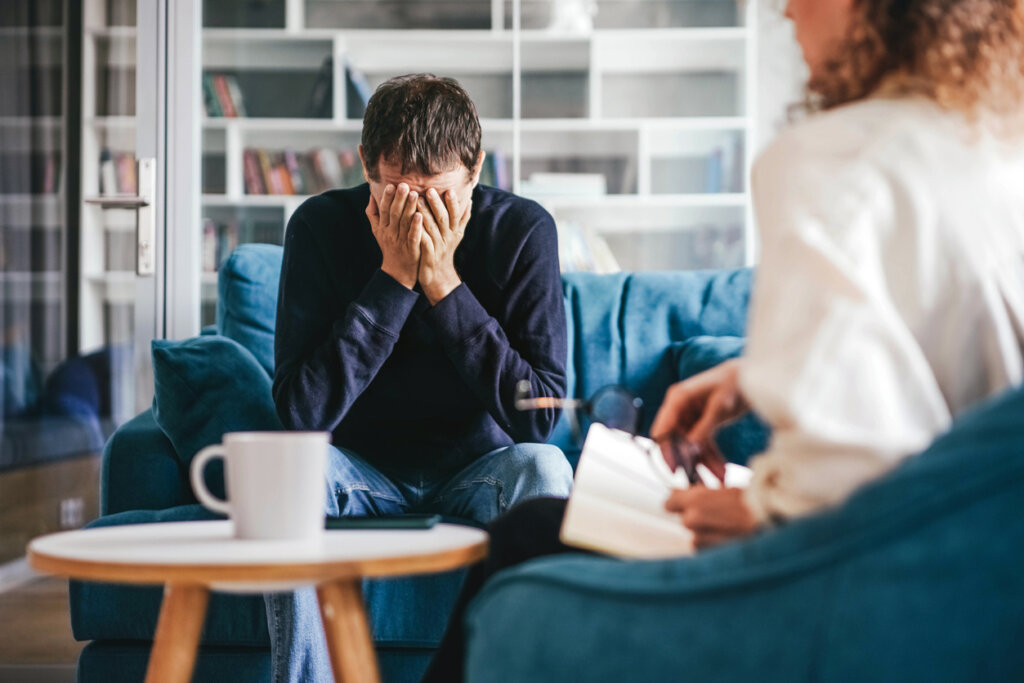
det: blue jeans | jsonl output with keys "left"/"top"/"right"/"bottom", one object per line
{"left": 265, "top": 442, "right": 574, "bottom": 683}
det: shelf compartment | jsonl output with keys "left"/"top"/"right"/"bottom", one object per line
{"left": 648, "top": 128, "right": 745, "bottom": 194}
{"left": 305, "top": 1, "right": 494, "bottom": 31}
{"left": 507, "top": 0, "right": 744, "bottom": 30}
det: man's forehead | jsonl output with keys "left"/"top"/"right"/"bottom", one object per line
{"left": 376, "top": 161, "right": 467, "bottom": 189}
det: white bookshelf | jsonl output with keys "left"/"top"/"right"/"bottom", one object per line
{"left": 81, "top": 0, "right": 758, "bottom": 327}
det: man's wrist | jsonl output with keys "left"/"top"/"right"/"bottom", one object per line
{"left": 380, "top": 263, "right": 416, "bottom": 290}
{"left": 422, "top": 275, "right": 461, "bottom": 306}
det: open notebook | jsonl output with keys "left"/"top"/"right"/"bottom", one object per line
{"left": 560, "top": 424, "right": 752, "bottom": 559}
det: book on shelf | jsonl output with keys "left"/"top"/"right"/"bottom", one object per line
{"left": 99, "top": 148, "right": 137, "bottom": 195}
{"left": 202, "top": 75, "right": 222, "bottom": 117}
{"left": 344, "top": 58, "right": 373, "bottom": 119}
{"left": 242, "top": 147, "right": 366, "bottom": 195}
{"left": 560, "top": 423, "right": 753, "bottom": 559}
{"left": 203, "top": 73, "right": 246, "bottom": 118}
{"left": 306, "top": 57, "right": 333, "bottom": 118}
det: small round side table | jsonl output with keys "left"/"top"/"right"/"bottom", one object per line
{"left": 29, "top": 521, "right": 488, "bottom": 683}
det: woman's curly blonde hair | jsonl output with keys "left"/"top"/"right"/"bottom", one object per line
{"left": 808, "top": 0, "right": 1024, "bottom": 132}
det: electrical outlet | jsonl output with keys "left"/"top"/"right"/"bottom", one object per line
{"left": 60, "top": 497, "right": 85, "bottom": 529}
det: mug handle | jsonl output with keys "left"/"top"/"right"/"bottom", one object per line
{"left": 190, "top": 444, "right": 231, "bottom": 515}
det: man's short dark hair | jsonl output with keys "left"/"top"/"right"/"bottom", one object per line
{"left": 361, "top": 74, "right": 482, "bottom": 182}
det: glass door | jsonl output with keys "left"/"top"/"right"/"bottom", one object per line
{"left": 0, "top": 0, "right": 166, "bottom": 562}
{"left": 80, "top": 0, "right": 163, "bottom": 422}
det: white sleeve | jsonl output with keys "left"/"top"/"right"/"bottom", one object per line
{"left": 739, "top": 138, "right": 953, "bottom": 525}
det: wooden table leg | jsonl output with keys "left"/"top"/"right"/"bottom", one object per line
{"left": 317, "top": 579, "right": 381, "bottom": 683}
{"left": 145, "top": 583, "right": 209, "bottom": 683}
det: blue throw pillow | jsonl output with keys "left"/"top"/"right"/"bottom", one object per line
{"left": 216, "top": 244, "right": 282, "bottom": 375}
{"left": 671, "top": 336, "right": 771, "bottom": 466}
{"left": 151, "top": 336, "right": 283, "bottom": 496}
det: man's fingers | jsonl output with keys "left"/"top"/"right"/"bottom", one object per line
{"left": 444, "top": 190, "right": 459, "bottom": 232}
{"left": 409, "top": 213, "right": 424, "bottom": 247}
{"left": 425, "top": 188, "right": 450, "bottom": 230}
{"left": 417, "top": 197, "right": 442, "bottom": 237}
{"left": 389, "top": 183, "right": 410, "bottom": 229}
{"left": 399, "top": 189, "right": 419, "bottom": 241}
{"left": 419, "top": 227, "right": 435, "bottom": 259}
{"left": 379, "top": 184, "right": 396, "bottom": 227}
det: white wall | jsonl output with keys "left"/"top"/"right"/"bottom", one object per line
{"left": 755, "top": 2, "right": 807, "bottom": 154}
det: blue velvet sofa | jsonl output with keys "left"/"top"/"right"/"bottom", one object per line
{"left": 70, "top": 244, "right": 757, "bottom": 682}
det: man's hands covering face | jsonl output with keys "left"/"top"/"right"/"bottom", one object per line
{"left": 365, "top": 183, "right": 471, "bottom": 304}
{"left": 366, "top": 183, "right": 423, "bottom": 290}
{"left": 417, "top": 187, "right": 471, "bottom": 305}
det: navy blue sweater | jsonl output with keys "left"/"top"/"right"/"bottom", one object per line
{"left": 273, "top": 183, "right": 567, "bottom": 474}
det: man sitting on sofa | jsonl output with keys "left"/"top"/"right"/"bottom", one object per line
{"left": 268, "top": 73, "right": 573, "bottom": 681}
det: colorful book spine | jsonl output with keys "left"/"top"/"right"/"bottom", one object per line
{"left": 283, "top": 150, "right": 305, "bottom": 195}
{"left": 213, "top": 75, "right": 237, "bottom": 118}
{"left": 256, "top": 150, "right": 277, "bottom": 194}
{"left": 202, "top": 74, "right": 222, "bottom": 117}
{"left": 243, "top": 149, "right": 266, "bottom": 194}
{"left": 224, "top": 75, "right": 246, "bottom": 117}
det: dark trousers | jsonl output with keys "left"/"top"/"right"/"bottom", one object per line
{"left": 422, "top": 496, "right": 586, "bottom": 683}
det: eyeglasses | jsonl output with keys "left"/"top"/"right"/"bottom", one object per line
{"left": 514, "top": 381, "right": 725, "bottom": 486}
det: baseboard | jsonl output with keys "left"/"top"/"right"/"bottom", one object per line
{"left": 0, "top": 556, "right": 39, "bottom": 594}
{"left": 0, "top": 664, "right": 76, "bottom": 683}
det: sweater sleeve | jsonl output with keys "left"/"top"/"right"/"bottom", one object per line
{"left": 739, "top": 137, "right": 953, "bottom": 525}
{"left": 422, "top": 210, "right": 567, "bottom": 443}
{"left": 272, "top": 209, "right": 419, "bottom": 432}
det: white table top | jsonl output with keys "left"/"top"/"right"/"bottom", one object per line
{"left": 28, "top": 521, "right": 488, "bottom": 592}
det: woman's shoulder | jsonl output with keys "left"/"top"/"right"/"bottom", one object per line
{"left": 760, "top": 98, "right": 945, "bottom": 169}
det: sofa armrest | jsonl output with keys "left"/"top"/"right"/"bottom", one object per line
{"left": 464, "top": 387, "right": 1024, "bottom": 682}
{"left": 101, "top": 409, "right": 192, "bottom": 515}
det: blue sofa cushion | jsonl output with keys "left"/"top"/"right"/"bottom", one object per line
{"left": 464, "top": 384, "right": 1024, "bottom": 682}
{"left": 216, "top": 244, "right": 283, "bottom": 375}
{"left": 151, "top": 335, "right": 283, "bottom": 495}
{"left": 672, "top": 335, "right": 770, "bottom": 466}
{"left": 555, "top": 269, "right": 752, "bottom": 463}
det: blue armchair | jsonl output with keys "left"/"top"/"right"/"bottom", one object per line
{"left": 463, "top": 363, "right": 1024, "bottom": 681}
{"left": 70, "top": 244, "right": 755, "bottom": 682}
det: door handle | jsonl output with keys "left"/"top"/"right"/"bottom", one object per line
{"left": 82, "top": 157, "right": 156, "bottom": 276}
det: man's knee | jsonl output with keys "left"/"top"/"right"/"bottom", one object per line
{"left": 501, "top": 443, "right": 573, "bottom": 497}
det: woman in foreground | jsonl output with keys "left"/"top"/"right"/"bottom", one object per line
{"left": 424, "top": 0, "right": 1024, "bottom": 679}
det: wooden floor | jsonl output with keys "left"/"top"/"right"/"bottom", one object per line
{"left": 0, "top": 576, "right": 83, "bottom": 668}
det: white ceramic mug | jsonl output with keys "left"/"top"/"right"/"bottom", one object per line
{"left": 190, "top": 431, "right": 329, "bottom": 541}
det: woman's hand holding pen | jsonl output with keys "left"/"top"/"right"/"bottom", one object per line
{"left": 650, "top": 359, "right": 759, "bottom": 548}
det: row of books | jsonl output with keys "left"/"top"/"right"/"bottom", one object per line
{"left": 202, "top": 217, "right": 283, "bottom": 273}
{"left": 99, "top": 149, "right": 137, "bottom": 195}
{"left": 243, "top": 147, "right": 365, "bottom": 195}
{"left": 202, "top": 73, "right": 247, "bottom": 118}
